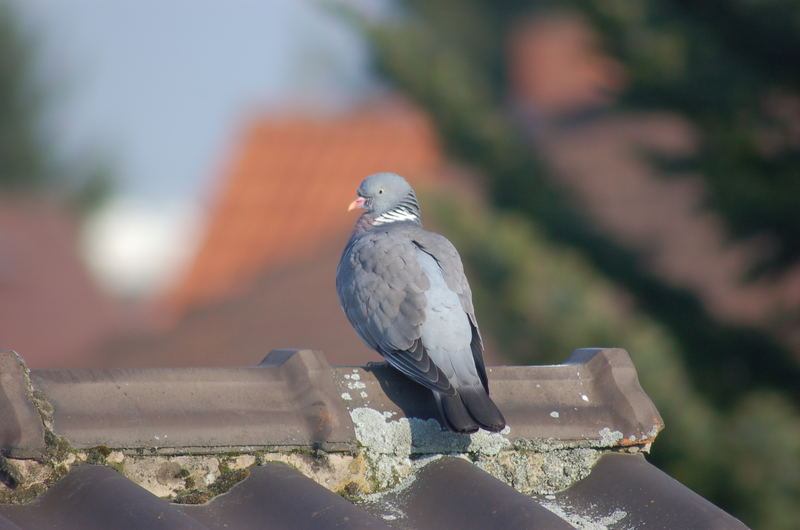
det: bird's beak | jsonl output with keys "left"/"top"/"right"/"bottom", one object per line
{"left": 347, "top": 196, "right": 367, "bottom": 212}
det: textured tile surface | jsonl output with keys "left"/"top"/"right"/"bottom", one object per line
{"left": 336, "top": 347, "right": 663, "bottom": 447}
{"left": 0, "top": 455, "right": 748, "bottom": 530}
{"left": 0, "top": 348, "right": 747, "bottom": 529}
{"left": 30, "top": 349, "right": 355, "bottom": 452}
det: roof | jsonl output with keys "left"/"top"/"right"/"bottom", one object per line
{"left": 90, "top": 100, "right": 504, "bottom": 369}
{"left": 0, "top": 197, "right": 124, "bottom": 368}
{"left": 164, "top": 101, "right": 442, "bottom": 316}
{"left": 0, "top": 455, "right": 741, "bottom": 530}
{"left": 93, "top": 240, "right": 508, "bottom": 368}
{"left": 508, "top": 14, "right": 625, "bottom": 118}
{"left": 0, "top": 347, "right": 747, "bottom": 529}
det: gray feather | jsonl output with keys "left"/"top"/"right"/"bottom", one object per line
{"left": 336, "top": 173, "right": 505, "bottom": 432}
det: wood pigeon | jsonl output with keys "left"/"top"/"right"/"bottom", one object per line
{"left": 336, "top": 172, "right": 506, "bottom": 433}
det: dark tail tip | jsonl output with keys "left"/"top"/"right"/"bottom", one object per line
{"left": 460, "top": 386, "right": 506, "bottom": 432}
{"left": 434, "top": 388, "right": 506, "bottom": 433}
{"left": 434, "top": 393, "right": 479, "bottom": 433}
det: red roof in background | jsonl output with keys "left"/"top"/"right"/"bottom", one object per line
{"left": 93, "top": 100, "right": 502, "bottom": 368}
{"left": 508, "top": 13, "right": 625, "bottom": 117}
{"left": 165, "top": 101, "right": 442, "bottom": 316}
{"left": 505, "top": 13, "right": 800, "bottom": 350}
{"left": 0, "top": 198, "right": 125, "bottom": 368}
{"left": 538, "top": 113, "right": 800, "bottom": 348}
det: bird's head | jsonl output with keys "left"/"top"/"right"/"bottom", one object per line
{"left": 347, "top": 172, "right": 421, "bottom": 226}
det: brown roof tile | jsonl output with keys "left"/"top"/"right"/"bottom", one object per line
{"left": 1, "top": 465, "right": 202, "bottom": 530}
{"left": 183, "top": 463, "right": 391, "bottom": 530}
{"left": 364, "top": 457, "right": 573, "bottom": 529}
{"left": 0, "top": 455, "right": 749, "bottom": 529}
{"left": 538, "top": 452, "right": 747, "bottom": 529}
{"left": 335, "top": 348, "right": 662, "bottom": 447}
{"left": 31, "top": 349, "right": 354, "bottom": 453}
{"left": 16, "top": 348, "right": 661, "bottom": 455}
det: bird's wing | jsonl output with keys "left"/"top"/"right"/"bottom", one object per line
{"left": 336, "top": 231, "right": 455, "bottom": 395}
{"left": 410, "top": 230, "right": 489, "bottom": 392}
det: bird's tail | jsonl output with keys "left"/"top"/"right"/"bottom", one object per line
{"left": 434, "top": 387, "right": 506, "bottom": 434}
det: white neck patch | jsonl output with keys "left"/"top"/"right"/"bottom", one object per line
{"left": 373, "top": 207, "right": 418, "bottom": 226}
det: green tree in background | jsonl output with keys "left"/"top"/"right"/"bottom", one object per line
{"left": 0, "top": 2, "right": 52, "bottom": 190}
{"left": 351, "top": 1, "right": 800, "bottom": 527}
{"left": 564, "top": 0, "right": 800, "bottom": 277}
{"left": 0, "top": 1, "right": 111, "bottom": 212}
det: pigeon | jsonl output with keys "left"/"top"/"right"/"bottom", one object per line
{"left": 336, "top": 172, "right": 506, "bottom": 433}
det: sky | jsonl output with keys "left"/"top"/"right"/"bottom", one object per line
{"left": 10, "top": 0, "right": 377, "bottom": 295}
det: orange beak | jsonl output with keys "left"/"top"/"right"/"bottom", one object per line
{"left": 347, "top": 196, "right": 367, "bottom": 212}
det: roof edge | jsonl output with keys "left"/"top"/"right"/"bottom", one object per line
{"left": 0, "top": 351, "right": 46, "bottom": 459}
{"left": 1, "top": 347, "right": 666, "bottom": 504}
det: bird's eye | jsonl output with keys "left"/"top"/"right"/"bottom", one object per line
{"left": 378, "top": 188, "right": 384, "bottom": 194}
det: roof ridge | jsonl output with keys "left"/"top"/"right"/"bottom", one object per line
{"left": 2, "top": 347, "right": 662, "bottom": 503}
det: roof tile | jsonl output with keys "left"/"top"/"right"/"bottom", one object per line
{"left": 29, "top": 349, "right": 355, "bottom": 452}
{"left": 335, "top": 347, "right": 663, "bottom": 448}
{"left": 182, "top": 463, "right": 390, "bottom": 530}
{"left": 0, "top": 348, "right": 747, "bottom": 529}
{"left": 11, "top": 347, "right": 662, "bottom": 455}
{"left": 0, "top": 465, "right": 201, "bottom": 530}
{"left": 0, "top": 455, "right": 747, "bottom": 529}
{"left": 364, "top": 456, "right": 574, "bottom": 529}
{"left": 538, "top": 453, "right": 749, "bottom": 529}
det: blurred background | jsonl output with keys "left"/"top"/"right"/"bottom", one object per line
{"left": 1, "top": 0, "right": 798, "bottom": 526}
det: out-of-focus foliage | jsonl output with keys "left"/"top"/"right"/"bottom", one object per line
{"left": 358, "top": 0, "right": 800, "bottom": 527}
{"left": 0, "top": 2, "right": 111, "bottom": 213}
{"left": 426, "top": 192, "right": 800, "bottom": 529}
{"left": 563, "top": 0, "right": 800, "bottom": 277}
{"left": 0, "top": 2, "right": 51, "bottom": 190}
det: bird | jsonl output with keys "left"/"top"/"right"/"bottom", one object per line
{"left": 336, "top": 172, "right": 506, "bottom": 433}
